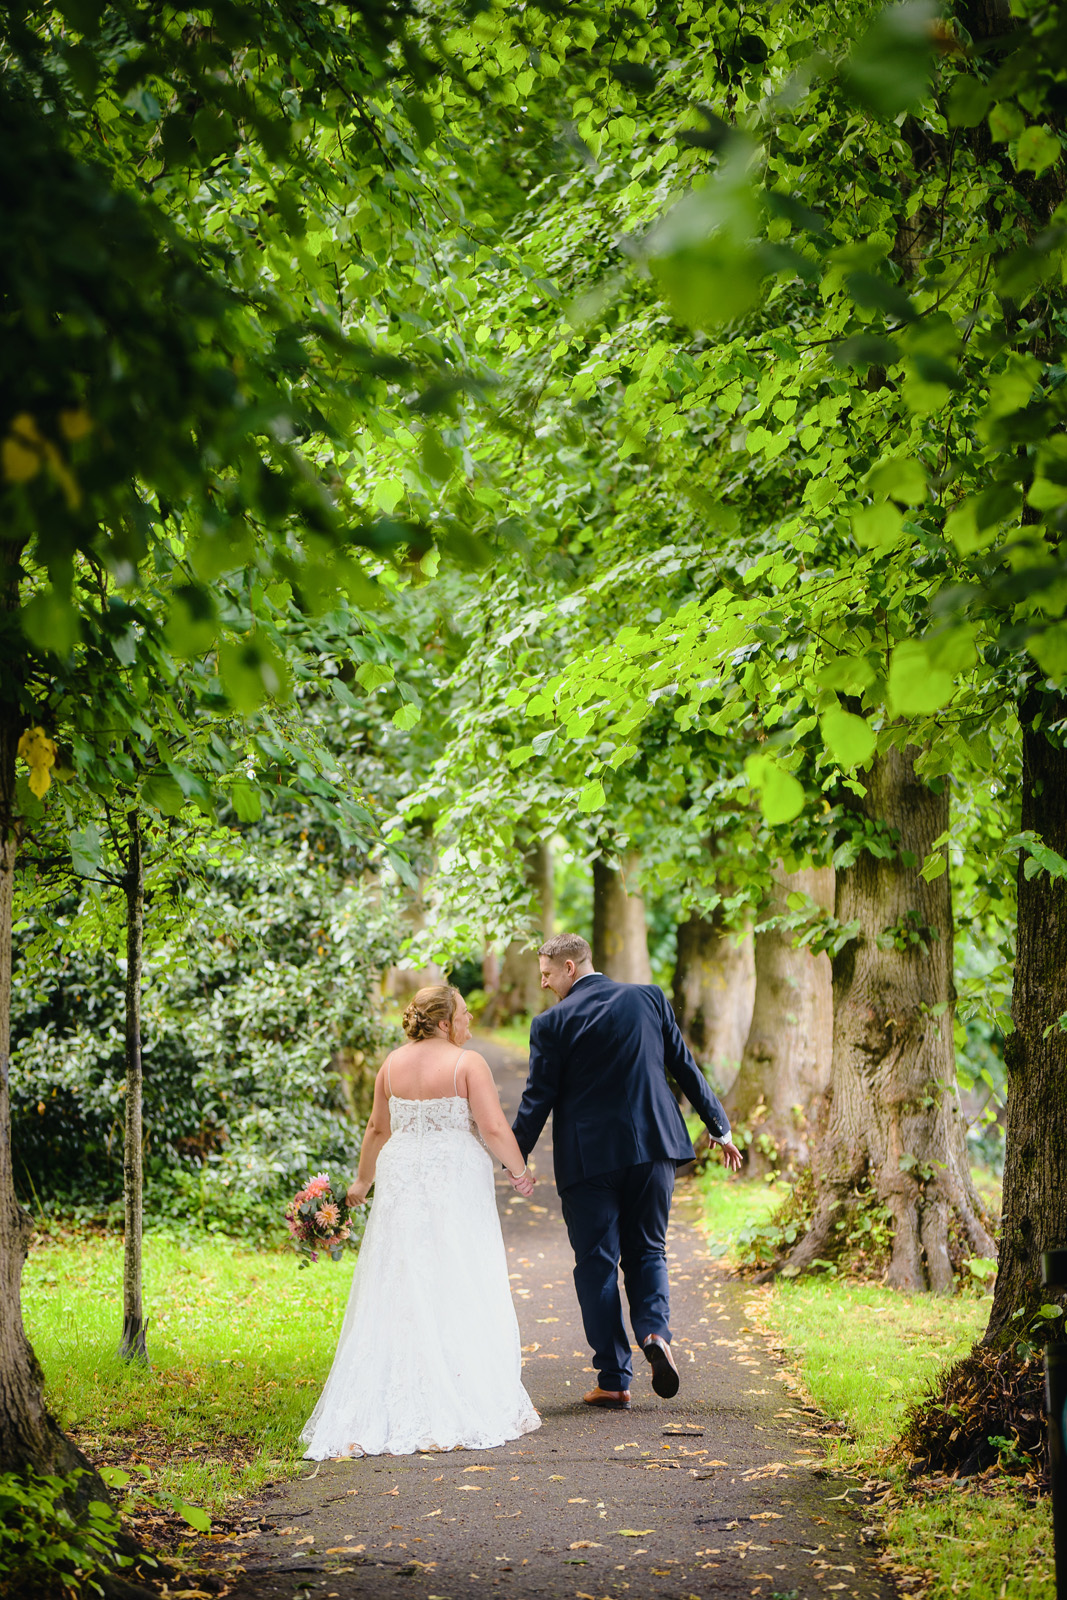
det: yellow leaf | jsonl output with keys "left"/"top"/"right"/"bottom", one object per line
{"left": 17, "top": 727, "right": 56, "bottom": 799}
{"left": 2, "top": 415, "right": 44, "bottom": 483}
{"left": 59, "top": 408, "right": 92, "bottom": 442}
{"left": 463, "top": 1465, "right": 494, "bottom": 1472}
{"left": 456, "top": 1484, "right": 483, "bottom": 1491}
{"left": 569, "top": 1540, "right": 603, "bottom": 1549}
{"left": 616, "top": 1529, "right": 655, "bottom": 1537}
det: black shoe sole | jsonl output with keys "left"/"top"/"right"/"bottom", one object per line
{"left": 643, "top": 1340, "right": 680, "bottom": 1398}
{"left": 583, "top": 1396, "right": 631, "bottom": 1410}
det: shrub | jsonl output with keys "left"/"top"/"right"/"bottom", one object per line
{"left": 0, "top": 1469, "right": 135, "bottom": 1599}
{"left": 12, "top": 834, "right": 400, "bottom": 1237}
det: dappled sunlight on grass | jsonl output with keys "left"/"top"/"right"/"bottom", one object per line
{"left": 24, "top": 1233, "right": 355, "bottom": 1509}
{"left": 765, "top": 1278, "right": 988, "bottom": 1457}
{"left": 690, "top": 1159, "right": 783, "bottom": 1259}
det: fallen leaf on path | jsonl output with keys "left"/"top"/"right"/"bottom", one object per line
{"left": 382, "top": 1487, "right": 400, "bottom": 1496}
{"left": 568, "top": 1541, "right": 603, "bottom": 1549}
{"left": 326, "top": 1546, "right": 362, "bottom": 1555}
{"left": 422, "top": 1510, "right": 442, "bottom": 1518}
{"left": 294, "top": 1535, "right": 314, "bottom": 1546}
{"left": 616, "top": 1529, "right": 655, "bottom": 1537}
{"left": 456, "top": 1485, "right": 483, "bottom": 1491}
{"left": 750, "top": 1512, "right": 784, "bottom": 1521}
{"left": 548, "top": 1474, "right": 565, "bottom": 1481}
{"left": 567, "top": 1498, "right": 589, "bottom": 1504}
{"left": 464, "top": 1465, "right": 494, "bottom": 1472}
{"left": 521, "top": 1343, "right": 541, "bottom": 1353}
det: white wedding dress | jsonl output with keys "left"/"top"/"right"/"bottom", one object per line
{"left": 301, "top": 1056, "right": 541, "bottom": 1458}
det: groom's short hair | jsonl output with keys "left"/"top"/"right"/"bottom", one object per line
{"left": 539, "top": 932, "right": 592, "bottom": 967}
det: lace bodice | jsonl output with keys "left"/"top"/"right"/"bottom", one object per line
{"left": 388, "top": 1094, "right": 476, "bottom": 1136}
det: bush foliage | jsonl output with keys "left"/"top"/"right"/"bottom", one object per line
{"left": 13, "top": 828, "right": 398, "bottom": 1236}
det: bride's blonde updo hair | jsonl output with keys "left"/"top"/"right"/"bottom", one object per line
{"left": 402, "top": 984, "right": 461, "bottom": 1043}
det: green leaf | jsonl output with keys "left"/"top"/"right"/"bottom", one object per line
{"left": 578, "top": 778, "right": 606, "bottom": 812}
{"left": 21, "top": 590, "right": 82, "bottom": 657}
{"left": 645, "top": 147, "right": 765, "bottom": 328}
{"left": 989, "top": 101, "right": 1025, "bottom": 142}
{"left": 355, "top": 661, "right": 394, "bottom": 692}
{"left": 70, "top": 823, "right": 102, "bottom": 877}
{"left": 218, "top": 637, "right": 291, "bottom": 713}
{"left": 864, "top": 456, "right": 927, "bottom": 506}
{"left": 842, "top": 1, "right": 937, "bottom": 118}
{"left": 852, "top": 500, "right": 907, "bottom": 550}
{"left": 1015, "top": 126, "right": 1061, "bottom": 175}
{"left": 820, "top": 707, "right": 876, "bottom": 769}
{"left": 887, "top": 640, "right": 954, "bottom": 716}
{"left": 176, "top": 1502, "right": 211, "bottom": 1534}
{"left": 141, "top": 773, "right": 186, "bottom": 817}
{"left": 229, "top": 778, "right": 263, "bottom": 823}
{"left": 392, "top": 703, "right": 421, "bottom": 731}
{"left": 744, "top": 753, "right": 805, "bottom": 825}
{"left": 166, "top": 586, "right": 217, "bottom": 658}
{"left": 947, "top": 76, "right": 990, "bottom": 129}
{"left": 920, "top": 851, "right": 947, "bottom": 882}
{"left": 98, "top": 1466, "right": 131, "bottom": 1488}
{"left": 1028, "top": 625, "right": 1067, "bottom": 682}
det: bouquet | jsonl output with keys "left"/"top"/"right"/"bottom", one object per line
{"left": 284, "top": 1173, "right": 358, "bottom": 1265}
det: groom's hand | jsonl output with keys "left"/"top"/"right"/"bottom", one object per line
{"left": 718, "top": 1140, "right": 744, "bottom": 1173}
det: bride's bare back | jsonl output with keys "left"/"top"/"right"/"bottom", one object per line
{"left": 347, "top": 987, "right": 535, "bottom": 1205}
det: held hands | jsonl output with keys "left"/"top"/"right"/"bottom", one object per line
{"left": 719, "top": 1140, "right": 744, "bottom": 1173}
{"left": 347, "top": 1178, "right": 371, "bottom": 1207}
{"left": 508, "top": 1164, "right": 535, "bottom": 1199}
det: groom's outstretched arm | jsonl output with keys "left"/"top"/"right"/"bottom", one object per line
{"left": 655, "top": 988, "right": 732, "bottom": 1143}
{"left": 511, "top": 1013, "right": 561, "bottom": 1161}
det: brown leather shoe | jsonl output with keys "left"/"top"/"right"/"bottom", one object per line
{"left": 582, "top": 1386, "right": 631, "bottom": 1410}
{"left": 642, "top": 1334, "right": 680, "bottom": 1398}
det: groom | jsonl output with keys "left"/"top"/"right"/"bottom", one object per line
{"left": 511, "top": 933, "right": 743, "bottom": 1411}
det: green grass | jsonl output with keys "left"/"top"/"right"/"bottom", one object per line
{"left": 765, "top": 1278, "right": 987, "bottom": 1461}
{"left": 23, "top": 1232, "right": 356, "bottom": 1512}
{"left": 691, "top": 1157, "right": 782, "bottom": 1255}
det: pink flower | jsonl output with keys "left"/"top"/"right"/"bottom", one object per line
{"left": 306, "top": 1173, "right": 331, "bottom": 1198}
{"left": 316, "top": 1202, "right": 340, "bottom": 1230}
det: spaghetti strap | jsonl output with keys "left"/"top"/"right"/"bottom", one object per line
{"left": 453, "top": 1048, "right": 467, "bottom": 1099}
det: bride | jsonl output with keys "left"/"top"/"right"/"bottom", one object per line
{"left": 300, "top": 984, "right": 542, "bottom": 1458}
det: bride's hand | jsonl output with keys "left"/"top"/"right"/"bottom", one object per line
{"left": 509, "top": 1168, "right": 535, "bottom": 1199}
{"left": 347, "top": 1179, "right": 370, "bottom": 1207}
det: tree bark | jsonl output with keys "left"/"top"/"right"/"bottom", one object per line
{"left": 592, "top": 851, "right": 652, "bottom": 984}
{"left": 985, "top": 691, "right": 1067, "bottom": 1341}
{"left": 725, "top": 866, "right": 834, "bottom": 1176}
{"left": 671, "top": 908, "right": 755, "bottom": 1086}
{"left": 781, "top": 747, "right": 995, "bottom": 1290}
{"left": 485, "top": 840, "right": 554, "bottom": 1022}
{"left": 0, "top": 556, "right": 93, "bottom": 1478}
{"left": 119, "top": 810, "right": 148, "bottom": 1364}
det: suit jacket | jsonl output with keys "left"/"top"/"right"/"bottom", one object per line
{"left": 512, "top": 973, "right": 731, "bottom": 1192}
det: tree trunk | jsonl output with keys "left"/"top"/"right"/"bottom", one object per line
{"left": 985, "top": 691, "right": 1067, "bottom": 1341}
{"left": 725, "top": 866, "right": 834, "bottom": 1176}
{"left": 671, "top": 908, "right": 755, "bottom": 1088}
{"left": 592, "top": 851, "right": 652, "bottom": 984}
{"left": 485, "top": 840, "right": 554, "bottom": 1022}
{"left": 781, "top": 747, "right": 995, "bottom": 1291}
{"left": 0, "top": 561, "right": 91, "bottom": 1478}
{"left": 119, "top": 811, "right": 148, "bottom": 1364}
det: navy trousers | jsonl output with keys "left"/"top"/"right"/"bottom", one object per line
{"left": 559, "top": 1160, "right": 676, "bottom": 1392}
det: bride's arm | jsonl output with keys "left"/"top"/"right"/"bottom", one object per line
{"left": 465, "top": 1056, "right": 535, "bottom": 1192}
{"left": 347, "top": 1064, "right": 391, "bottom": 1206}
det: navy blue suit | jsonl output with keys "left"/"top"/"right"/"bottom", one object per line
{"left": 512, "top": 973, "right": 731, "bottom": 1391}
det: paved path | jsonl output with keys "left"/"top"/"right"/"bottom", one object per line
{"left": 221, "top": 1038, "right": 891, "bottom": 1600}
